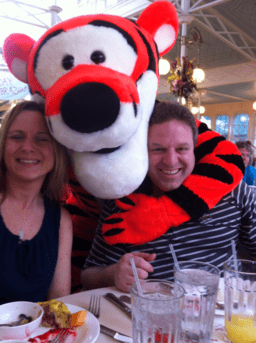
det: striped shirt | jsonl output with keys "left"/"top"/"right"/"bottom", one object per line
{"left": 83, "top": 181, "right": 256, "bottom": 279}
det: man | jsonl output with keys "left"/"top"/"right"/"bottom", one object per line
{"left": 81, "top": 102, "right": 256, "bottom": 292}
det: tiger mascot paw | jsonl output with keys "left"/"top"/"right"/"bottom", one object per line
{"left": 102, "top": 194, "right": 190, "bottom": 245}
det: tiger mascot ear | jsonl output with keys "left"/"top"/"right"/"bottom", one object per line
{"left": 3, "top": 1, "right": 179, "bottom": 199}
{"left": 137, "top": 0, "right": 179, "bottom": 56}
{"left": 3, "top": 34, "right": 35, "bottom": 84}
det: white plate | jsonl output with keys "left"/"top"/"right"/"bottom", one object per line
{"left": 29, "top": 304, "right": 100, "bottom": 343}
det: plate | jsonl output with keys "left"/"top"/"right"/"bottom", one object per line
{"left": 29, "top": 304, "right": 100, "bottom": 343}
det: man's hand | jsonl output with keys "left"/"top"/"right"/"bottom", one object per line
{"left": 114, "top": 252, "right": 156, "bottom": 292}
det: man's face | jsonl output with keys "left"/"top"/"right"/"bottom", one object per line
{"left": 148, "top": 119, "right": 195, "bottom": 193}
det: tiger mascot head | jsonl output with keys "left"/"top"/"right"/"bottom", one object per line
{"left": 3, "top": 1, "right": 179, "bottom": 199}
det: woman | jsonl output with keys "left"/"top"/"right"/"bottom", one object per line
{"left": 236, "top": 140, "right": 256, "bottom": 185}
{"left": 0, "top": 101, "right": 72, "bottom": 304}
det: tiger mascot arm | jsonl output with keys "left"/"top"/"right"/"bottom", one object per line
{"left": 102, "top": 120, "right": 244, "bottom": 245}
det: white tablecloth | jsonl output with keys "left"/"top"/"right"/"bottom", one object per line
{"left": 57, "top": 287, "right": 226, "bottom": 342}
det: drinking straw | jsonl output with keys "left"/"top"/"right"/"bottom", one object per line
{"left": 169, "top": 244, "right": 180, "bottom": 270}
{"left": 231, "top": 240, "right": 238, "bottom": 272}
{"left": 130, "top": 258, "right": 143, "bottom": 296}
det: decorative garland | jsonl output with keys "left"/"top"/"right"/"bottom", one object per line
{"left": 166, "top": 56, "right": 198, "bottom": 100}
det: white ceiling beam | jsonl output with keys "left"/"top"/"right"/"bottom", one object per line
{"left": 0, "top": 15, "right": 48, "bottom": 28}
{"left": 8, "top": 0, "right": 49, "bottom": 12}
{"left": 193, "top": 11, "right": 256, "bottom": 63}
{"left": 204, "top": 89, "right": 249, "bottom": 102}
{"left": 189, "top": 0, "right": 230, "bottom": 13}
{"left": 14, "top": 2, "right": 50, "bottom": 28}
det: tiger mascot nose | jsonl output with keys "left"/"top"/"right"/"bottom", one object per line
{"left": 61, "top": 82, "right": 120, "bottom": 133}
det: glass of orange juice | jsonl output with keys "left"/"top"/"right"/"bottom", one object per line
{"left": 224, "top": 259, "right": 256, "bottom": 343}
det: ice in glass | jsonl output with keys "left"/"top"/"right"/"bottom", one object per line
{"left": 130, "top": 279, "right": 184, "bottom": 343}
{"left": 174, "top": 261, "right": 220, "bottom": 343}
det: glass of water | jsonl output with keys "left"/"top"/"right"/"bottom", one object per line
{"left": 130, "top": 279, "right": 185, "bottom": 343}
{"left": 174, "top": 261, "right": 220, "bottom": 343}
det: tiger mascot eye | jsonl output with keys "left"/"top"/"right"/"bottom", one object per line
{"left": 3, "top": 1, "right": 244, "bottom": 289}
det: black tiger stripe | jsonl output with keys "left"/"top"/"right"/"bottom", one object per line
{"left": 103, "top": 228, "right": 125, "bottom": 236}
{"left": 90, "top": 20, "right": 137, "bottom": 53}
{"left": 166, "top": 184, "right": 209, "bottom": 220}
{"left": 118, "top": 197, "right": 136, "bottom": 206}
{"left": 194, "top": 136, "right": 226, "bottom": 162}
{"left": 73, "top": 236, "right": 93, "bottom": 252}
{"left": 192, "top": 163, "right": 234, "bottom": 184}
{"left": 217, "top": 154, "right": 245, "bottom": 173}
{"left": 104, "top": 217, "right": 124, "bottom": 224}
{"left": 136, "top": 28, "right": 157, "bottom": 73}
{"left": 75, "top": 194, "right": 103, "bottom": 209}
{"left": 76, "top": 191, "right": 100, "bottom": 201}
{"left": 64, "top": 203, "right": 98, "bottom": 218}
{"left": 197, "top": 121, "right": 210, "bottom": 134}
{"left": 69, "top": 178, "right": 82, "bottom": 187}
{"left": 34, "top": 29, "right": 64, "bottom": 71}
{"left": 71, "top": 256, "right": 88, "bottom": 269}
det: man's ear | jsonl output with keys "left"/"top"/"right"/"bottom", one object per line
{"left": 3, "top": 33, "right": 35, "bottom": 83}
{"left": 137, "top": 1, "right": 179, "bottom": 57}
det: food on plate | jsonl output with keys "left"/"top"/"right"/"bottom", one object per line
{"left": 0, "top": 314, "right": 33, "bottom": 327}
{"left": 28, "top": 328, "right": 77, "bottom": 343}
{"left": 37, "top": 300, "right": 72, "bottom": 328}
{"left": 70, "top": 311, "right": 87, "bottom": 327}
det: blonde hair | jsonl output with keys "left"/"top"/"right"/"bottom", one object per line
{"left": 0, "top": 101, "right": 69, "bottom": 202}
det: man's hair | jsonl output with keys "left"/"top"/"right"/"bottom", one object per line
{"left": 235, "top": 140, "right": 254, "bottom": 165}
{"left": 0, "top": 100, "right": 69, "bottom": 202}
{"left": 149, "top": 101, "right": 198, "bottom": 146}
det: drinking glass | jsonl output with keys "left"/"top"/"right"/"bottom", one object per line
{"left": 174, "top": 261, "right": 220, "bottom": 343}
{"left": 130, "top": 279, "right": 185, "bottom": 343}
{"left": 224, "top": 259, "right": 256, "bottom": 343}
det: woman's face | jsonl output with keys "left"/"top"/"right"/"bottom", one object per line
{"left": 239, "top": 148, "right": 250, "bottom": 168}
{"left": 4, "top": 110, "right": 55, "bottom": 184}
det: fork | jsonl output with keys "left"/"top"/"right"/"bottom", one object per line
{"left": 88, "top": 294, "right": 101, "bottom": 318}
{"left": 51, "top": 329, "right": 70, "bottom": 343}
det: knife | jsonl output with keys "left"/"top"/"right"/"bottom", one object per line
{"left": 104, "top": 293, "right": 132, "bottom": 319}
{"left": 100, "top": 324, "right": 133, "bottom": 342}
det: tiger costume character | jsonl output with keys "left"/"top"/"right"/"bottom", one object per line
{"left": 3, "top": 1, "right": 243, "bottom": 291}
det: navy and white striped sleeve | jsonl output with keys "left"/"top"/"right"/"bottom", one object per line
{"left": 234, "top": 181, "right": 256, "bottom": 257}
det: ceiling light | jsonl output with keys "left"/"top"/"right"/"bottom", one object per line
{"left": 253, "top": 101, "right": 256, "bottom": 110}
{"left": 191, "top": 106, "right": 198, "bottom": 115}
{"left": 159, "top": 58, "right": 170, "bottom": 75}
{"left": 199, "top": 106, "right": 205, "bottom": 114}
{"left": 193, "top": 67, "right": 205, "bottom": 83}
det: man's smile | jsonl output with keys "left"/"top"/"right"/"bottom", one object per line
{"left": 160, "top": 168, "right": 180, "bottom": 176}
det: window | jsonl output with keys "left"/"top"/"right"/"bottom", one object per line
{"left": 233, "top": 114, "right": 249, "bottom": 142}
{"left": 200, "top": 116, "right": 211, "bottom": 129}
{"left": 216, "top": 115, "right": 229, "bottom": 139}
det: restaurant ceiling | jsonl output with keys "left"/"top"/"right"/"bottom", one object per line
{"left": 0, "top": 0, "right": 255, "bottom": 107}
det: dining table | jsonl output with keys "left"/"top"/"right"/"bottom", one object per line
{"left": 57, "top": 286, "right": 226, "bottom": 343}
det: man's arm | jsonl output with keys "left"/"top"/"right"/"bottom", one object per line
{"left": 81, "top": 264, "right": 116, "bottom": 290}
{"left": 80, "top": 208, "right": 157, "bottom": 292}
